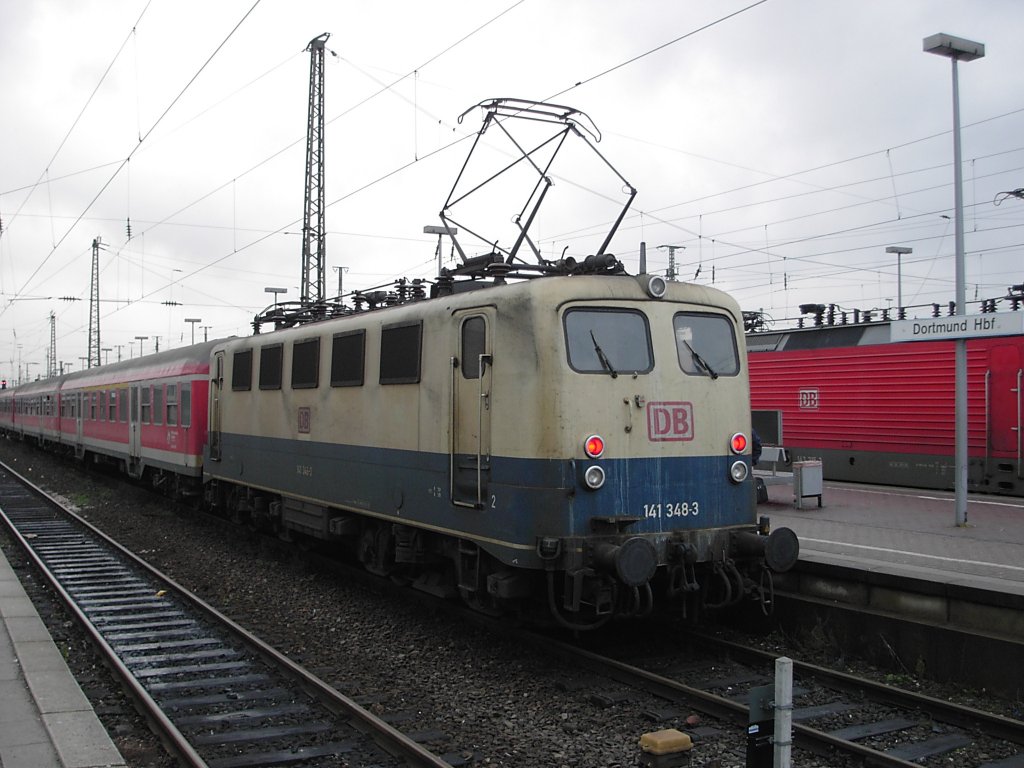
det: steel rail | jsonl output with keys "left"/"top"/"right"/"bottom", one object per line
{"left": 0, "top": 459, "right": 452, "bottom": 768}
{"left": 524, "top": 630, "right": 937, "bottom": 768}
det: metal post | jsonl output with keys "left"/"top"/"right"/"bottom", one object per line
{"left": 886, "top": 247, "right": 912, "bottom": 319}
{"left": 925, "top": 33, "right": 984, "bottom": 526}
{"left": 950, "top": 57, "right": 970, "bottom": 526}
{"left": 774, "top": 657, "right": 793, "bottom": 768}
{"left": 185, "top": 318, "right": 201, "bottom": 346}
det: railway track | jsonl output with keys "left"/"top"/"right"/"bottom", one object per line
{"left": 547, "top": 627, "right": 1024, "bottom": 768}
{"left": 0, "top": 460, "right": 453, "bottom": 768}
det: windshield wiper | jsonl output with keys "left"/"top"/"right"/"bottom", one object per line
{"left": 682, "top": 339, "right": 718, "bottom": 379}
{"left": 590, "top": 330, "right": 618, "bottom": 378}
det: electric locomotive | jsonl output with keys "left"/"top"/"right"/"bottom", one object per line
{"left": 747, "top": 311, "right": 1024, "bottom": 497}
{"left": 203, "top": 271, "right": 797, "bottom": 627}
{"left": 1, "top": 99, "right": 798, "bottom": 628}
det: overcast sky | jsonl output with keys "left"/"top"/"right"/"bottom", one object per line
{"left": 1, "top": 0, "right": 1021, "bottom": 378}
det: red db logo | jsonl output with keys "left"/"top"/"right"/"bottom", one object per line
{"left": 647, "top": 401, "right": 694, "bottom": 442}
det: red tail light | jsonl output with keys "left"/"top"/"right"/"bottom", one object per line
{"left": 730, "top": 432, "right": 748, "bottom": 454}
{"left": 584, "top": 434, "right": 605, "bottom": 458}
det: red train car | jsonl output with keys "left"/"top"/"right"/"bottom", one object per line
{"left": 747, "top": 317, "right": 1024, "bottom": 496}
{"left": 10, "top": 377, "right": 61, "bottom": 444}
{"left": 1, "top": 342, "right": 218, "bottom": 497}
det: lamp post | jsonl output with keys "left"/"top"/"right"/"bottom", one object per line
{"left": 331, "top": 266, "right": 348, "bottom": 300}
{"left": 424, "top": 225, "right": 458, "bottom": 276}
{"left": 101, "top": 347, "right": 112, "bottom": 365}
{"left": 265, "top": 287, "right": 287, "bottom": 308}
{"left": 135, "top": 335, "right": 149, "bottom": 358}
{"left": 885, "top": 246, "right": 913, "bottom": 317}
{"left": 185, "top": 318, "right": 202, "bottom": 346}
{"left": 924, "top": 32, "right": 985, "bottom": 527}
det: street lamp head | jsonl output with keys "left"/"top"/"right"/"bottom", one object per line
{"left": 423, "top": 225, "right": 458, "bottom": 236}
{"left": 885, "top": 246, "right": 913, "bottom": 255}
{"left": 923, "top": 33, "right": 985, "bottom": 61}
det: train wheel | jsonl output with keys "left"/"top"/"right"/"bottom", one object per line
{"left": 357, "top": 523, "right": 395, "bottom": 577}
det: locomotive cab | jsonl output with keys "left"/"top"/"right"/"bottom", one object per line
{"left": 451, "top": 273, "right": 798, "bottom": 627}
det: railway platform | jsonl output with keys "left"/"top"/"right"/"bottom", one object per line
{"left": 761, "top": 479, "right": 1024, "bottom": 596}
{"left": 0, "top": 545, "right": 126, "bottom": 768}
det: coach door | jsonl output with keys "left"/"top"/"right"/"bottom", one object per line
{"left": 74, "top": 393, "right": 85, "bottom": 459}
{"left": 987, "top": 344, "right": 1022, "bottom": 480}
{"left": 451, "top": 311, "right": 493, "bottom": 508}
{"left": 209, "top": 352, "right": 224, "bottom": 461}
{"left": 128, "top": 385, "right": 142, "bottom": 477}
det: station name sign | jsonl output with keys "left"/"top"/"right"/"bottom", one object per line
{"left": 890, "top": 312, "right": 1024, "bottom": 342}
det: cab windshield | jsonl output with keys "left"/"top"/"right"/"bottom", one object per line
{"left": 674, "top": 312, "right": 739, "bottom": 377}
{"left": 564, "top": 308, "right": 653, "bottom": 375}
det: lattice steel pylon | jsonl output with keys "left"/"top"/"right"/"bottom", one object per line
{"left": 48, "top": 311, "right": 56, "bottom": 379}
{"left": 88, "top": 237, "right": 101, "bottom": 368}
{"left": 300, "top": 33, "right": 331, "bottom": 308}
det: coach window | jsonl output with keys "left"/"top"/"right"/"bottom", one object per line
{"left": 119, "top": 390, "right": 129, "bottom": 422}
{"left": 166, "top": 384, "right": 178, "bottom": 426}
{"left": 140, "top": 386, "right": 151, "bottom": 424}
{"left": 90, "top": 392, "right": 98, "bottom": 420}
{"left": 259, "top": 344, "right": 283, "bottom": 390}
{"left": 108, "top": 391, "right": 117, "bottom": 421}
{"left": 564, "top": 308, "right": 653, "bottom": 375}
{"left": 461, "top": 316, "right": 486, "bottom": 379}
{"left": 153, "top": 385, "right": 164, "bottom": 426}
{"left": 181, "top": 383, "right": 192, "bottom": 428}
{"left": 232, "top": 349, "right": 253, "bottom": 391}
{"left": 330, "top": 330, "right": 365, "bottom": 387}
{"left": 292, "top": 338, "right": 320, "bottom": 389}
{"left": 673, "top": 313, "right": 740, "bottom": 378}
{"left": 380, "top": 321, "right": 422, "bottom": 384}
{"left": 99, "top": 391, "right": 106, "bottom": 422}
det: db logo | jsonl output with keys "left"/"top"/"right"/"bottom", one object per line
{"left": 647, "top": 401, "right": 694, "bottom": 442}
{"left": 799, "top": 389, "right": 819, "bottom": 410}
{"left": 297, "top": 406, "right": 312, "bottom": 434}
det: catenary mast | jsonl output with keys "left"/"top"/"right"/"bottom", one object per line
{"left": 301, "top": 33, "right": 331, "bottom": 312}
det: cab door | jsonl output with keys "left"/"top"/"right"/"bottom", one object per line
{"left": 451, "top": 311, "right": 493, "bottom": 508}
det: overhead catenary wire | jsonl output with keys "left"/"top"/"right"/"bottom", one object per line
{"left": 2, "top": 0, "right": 265, "bottom": 318}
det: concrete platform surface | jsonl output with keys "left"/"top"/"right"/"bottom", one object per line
{"left": 761, "top": 479, "right": 1024, "bottom": 596}
{"left": 0, "top": 544, "right": 126, "bottom": 768}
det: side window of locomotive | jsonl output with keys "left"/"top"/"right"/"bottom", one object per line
{"left": 380, "top": 321, "right": 422, "bottom": 385}
{"left": 259, "top": 344, "right": 283, "bottom": 390}
{"left": 673, "top": 313, "right": 740, "bottom": 377}
{"left": 181, "top": 383, "right": 192, "bottom": 428}
{"left": 330, "top": 330, "right": 365, "bottom": 387}
{"left": 564, "top": 309, "right": 653, "bottom": 374}
{"left": 166, "top": 384, "right": 178, "bottom": 426}
{"left": 461, "top": 316, "right": 486, "bottom": 380}
{"left": 232, "top": 349, "right": 253, "bottom": 391}
{"left": 291, "top": 338, "right": 320, "bottom": 389}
